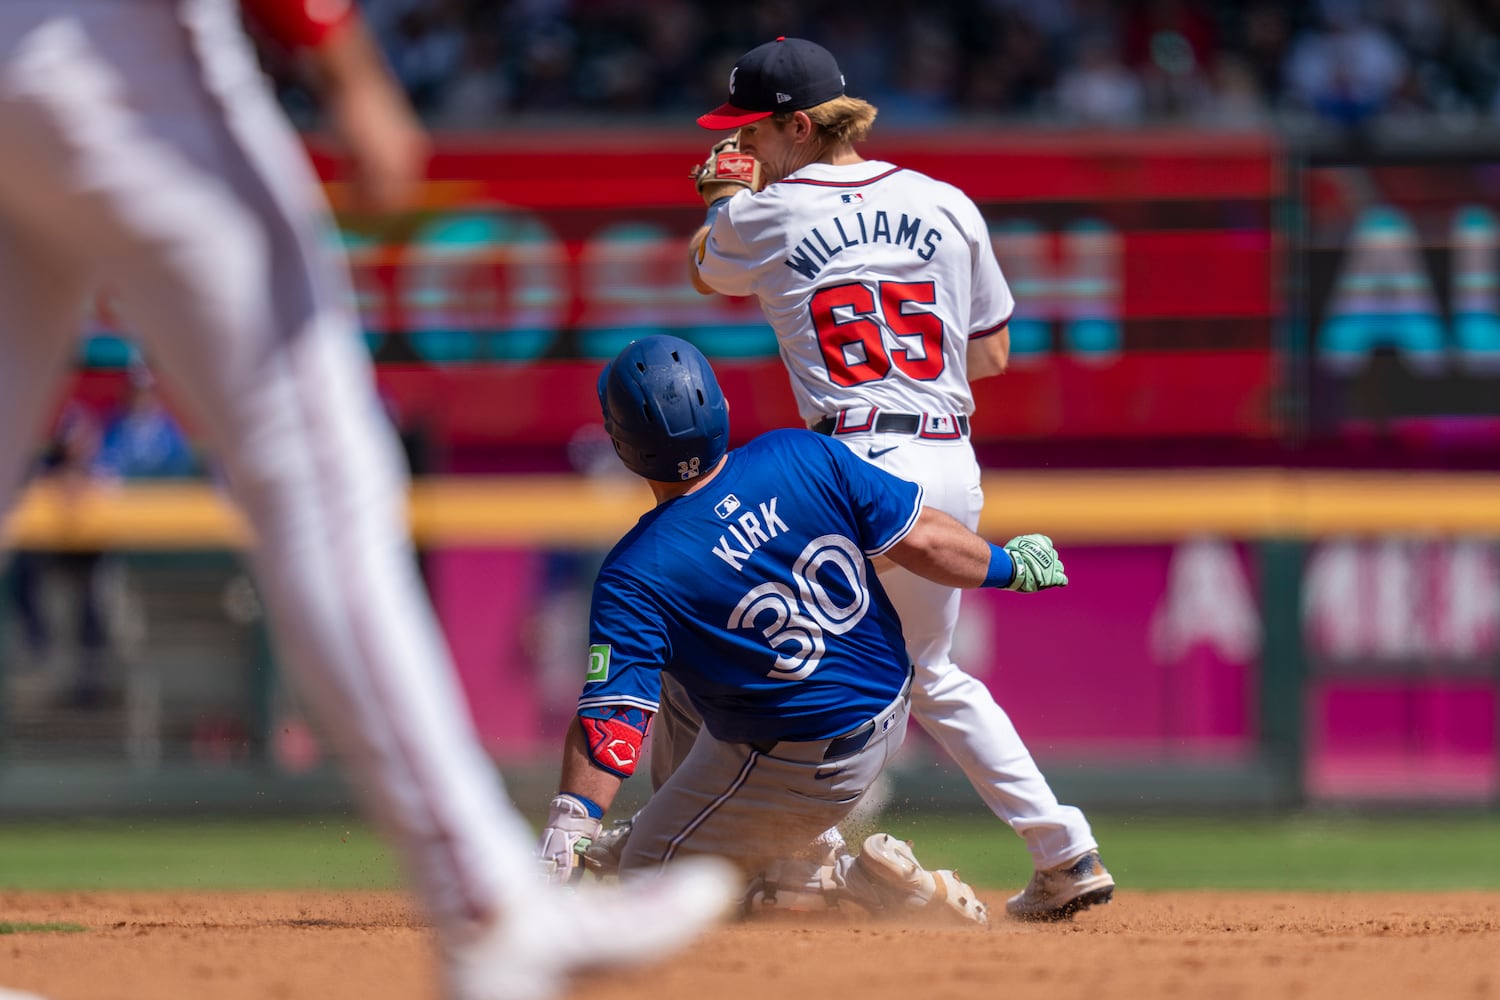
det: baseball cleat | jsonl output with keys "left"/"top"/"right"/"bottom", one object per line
{"left": 742, "top": 872, "right": 842, "bottom": 917}
{"left": 741, "top": 856, "right": 849, "bottom": 919}
{"left": 854, "top": 833, "right": 939, "bottom": 899}
{"left": 444, "top": 855, "right": 739, "bottom": 1000}
{"left": 1005, "top": 850, "right": 1115, "bottom": 921}
{"left": 850, "top": 833, "right": 990, "bottom": 927}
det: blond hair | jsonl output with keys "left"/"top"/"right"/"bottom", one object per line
{"left": 774, "top": 95, "right": 878, "bottom": 148}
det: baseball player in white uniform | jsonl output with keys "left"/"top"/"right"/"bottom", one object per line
{"left": 685, "top": 37, "right": 1114, "bottom": 921}
{"left": 0, "top": 3, "right": 735, "bottom": 998}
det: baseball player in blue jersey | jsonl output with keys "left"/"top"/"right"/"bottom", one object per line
{"left": 538, "top": 335, "right": 1069, "bottom": 922}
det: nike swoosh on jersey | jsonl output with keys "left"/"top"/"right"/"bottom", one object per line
{"left": 814, "top": 766, "right": 844, "bottom": 781}
{"left": 867, "top": 444, "right": 899, "bottom": 459}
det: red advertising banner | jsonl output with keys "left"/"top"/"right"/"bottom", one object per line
{"left": 78, "top": 129, "right": 1283, "bottom": 446}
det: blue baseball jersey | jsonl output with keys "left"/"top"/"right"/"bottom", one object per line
{"left": 582, "top": 429, "right": 922, "bottom": 744}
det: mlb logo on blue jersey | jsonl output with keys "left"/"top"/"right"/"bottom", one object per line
{"left": 841, "top": 193, "right": 863, "bottom": 204}
{"left": 714, "top": 494, "right": 742, "bottom": 519}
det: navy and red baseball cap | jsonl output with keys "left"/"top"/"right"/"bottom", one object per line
{"left": 698, "top": 37, "right": 846, "bottom": 129}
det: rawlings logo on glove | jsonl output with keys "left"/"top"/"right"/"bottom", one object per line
{"left": 691, "top": 137, "right": 762, "bottom": 203}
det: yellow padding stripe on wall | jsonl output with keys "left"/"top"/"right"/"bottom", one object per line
{"left": 4, "top": 470, "right": 1499, "bottom": 551}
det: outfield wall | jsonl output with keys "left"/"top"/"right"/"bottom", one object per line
{"left": 1, "top": 472, "right": 1496, "bottom": 813}
{"left": 4, "top": 126, "right": 1500, "bottom": 815}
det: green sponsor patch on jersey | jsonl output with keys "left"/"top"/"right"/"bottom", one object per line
{"left": 586, "top": 644, "right": 611, "bottom": 682}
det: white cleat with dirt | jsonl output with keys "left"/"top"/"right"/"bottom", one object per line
{"left": 851, "top": 833, "right": 990, "bottom": 928}
{"left": 1005, "top": 850, "right": 1115, "bottom": 921}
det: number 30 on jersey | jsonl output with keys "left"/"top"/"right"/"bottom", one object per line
{"left": 726, "top": 534, "right": 872, "bottom": 680}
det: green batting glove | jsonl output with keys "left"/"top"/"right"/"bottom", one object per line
{"left": 1003, "top": 534, "right": 1069, "bottom": 592}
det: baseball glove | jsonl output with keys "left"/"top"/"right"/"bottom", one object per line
{"left": 691, "top": 137, "right": 762, "bottom": 204}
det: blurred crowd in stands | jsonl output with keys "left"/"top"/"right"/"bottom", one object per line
{"left": 270, "top": 0, "right": 1500, "bottom": 130}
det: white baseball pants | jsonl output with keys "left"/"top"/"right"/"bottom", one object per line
{"left": 0, "top": 0, "right": 537, "bottom": 932}
{"left": 852, "top": 431, "right": 1098, "bottom": 869}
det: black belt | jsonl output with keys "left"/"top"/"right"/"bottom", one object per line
{"left": 823, "top": 721, "right": 878, "bottom": 759}
{"left": 749, "top": 726, "right": 874, "bottom": 762}
{"left": 811, "top": 413, "right": 969, "bottom": 437}
{"left": 749, "top": 670, "right": 914, "bottom": 762}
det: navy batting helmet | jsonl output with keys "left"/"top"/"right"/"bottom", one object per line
{"left": 598, "top": 335, "right": 730, "bottom": 482}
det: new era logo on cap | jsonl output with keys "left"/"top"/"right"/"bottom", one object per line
{"left": 698, "top": 37, "right": 846, "bottom": 129}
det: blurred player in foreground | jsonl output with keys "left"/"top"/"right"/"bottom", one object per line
{"left": 0, "top": 3, "right": 734, "bottom": 999}
{"left": 537, "top": 335, "right": 1068, "bottom": 924}
{"left": 686, "top": 37, "right": 1113, "bottom": 920}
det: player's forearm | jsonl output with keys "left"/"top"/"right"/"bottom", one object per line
{"left": 966, "top": 326, "right": 1010, "bottom": 381}
{"left": 885, "top": 508, "right": 995, "bottom": 588}
{"left": 891, "top": 517, "right": 1070, "bottom": 594}
{"left": 558, "top": 718, "right": 625, "bottom": 815}
{"left": 689, "top": 226, "right": 716, "bottom": 295}
{"left": 296, "top": 13, "right": 389, "bottom": 99}
{"left": 286, "top": 8, "right": 428, "bottom": 215}
{"left": 243, "top": 0, "right": 388, "bottom": 97}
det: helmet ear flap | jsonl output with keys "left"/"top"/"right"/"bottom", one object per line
{"left": 598, "top": 336, "right": 729, "bottom": 482}
{"left": 596, "top": 362, "right": 613, "bottom": 411}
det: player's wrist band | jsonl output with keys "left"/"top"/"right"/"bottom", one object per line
{"left": 703, "top": 195, "right": 733, "bottom": 228}
{"left": 983, "top": 543, "right": 1015, "bottom": 588}
{"left": 561, "top": 792, "right": 605, "bottom": 819}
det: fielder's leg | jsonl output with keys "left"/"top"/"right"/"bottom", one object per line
{"left": 0, "top": 14, "right": 537, "bottom": 930}
{"left": 0, "top": 8, "right": 735, "bottom": 998}
{"left": 0, "top": 0, "right": 720, "bottom": 960}
{"left": 0, "top": 217, "right": 91, "bottom": 520}
{"left": 142, "top": 157, "right": 544, "bottom": 924}
{"left": 880, "top": 558, "right": 1100, "bottom": 868}
{"left": 829, "top": 436, "right": 1099, "bottom": 869}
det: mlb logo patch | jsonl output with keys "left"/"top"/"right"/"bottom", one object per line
{"left": 714, "top": 494, "right": 742, "bottom": 519}
{"left": 841, "top": 193, "right": 864, "bottom": 204}
{"left": 918, "top": 413, "right": 963, "bottom": 440}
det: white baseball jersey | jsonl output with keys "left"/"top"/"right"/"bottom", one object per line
{"left": 692, "top": 155, "right": 1099, "bottom": 872}
{"left": 696, "top": 160, "right": 1014, "bottom": 425}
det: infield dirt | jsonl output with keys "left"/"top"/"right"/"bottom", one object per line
{"left": 1, "top": 889, "right": 1495, "bottom": 999}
